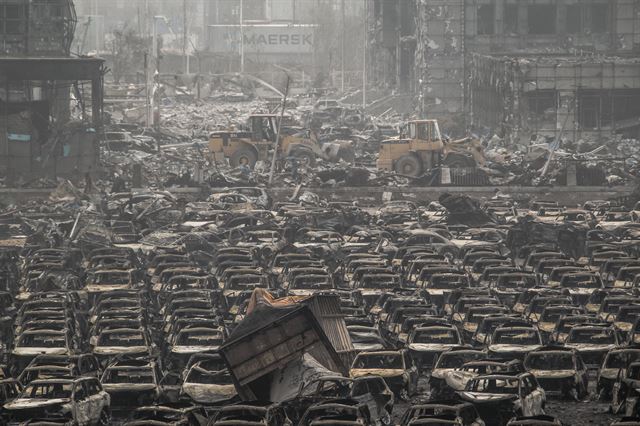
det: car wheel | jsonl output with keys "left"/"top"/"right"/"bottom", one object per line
{"left": 98, "top": 409, "right": 111, "bottom": 426}
{"left": 292, "top": 150, "right": 316, "bottom": 167}
{"left": 400, "top": 388, "right": 410, "bottom": 401}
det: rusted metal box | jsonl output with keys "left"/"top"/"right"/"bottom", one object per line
{"left": 219, "top": 304, "right": 346, "bottom": 400}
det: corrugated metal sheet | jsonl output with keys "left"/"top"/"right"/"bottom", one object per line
{"left": 305, "top": 293, "right": 355, "bottom": 354}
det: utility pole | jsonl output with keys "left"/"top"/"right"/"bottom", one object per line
{"left": 341, "top": 0, "right": 345, "bottom": 92}
{"left": 269, "top": 75, "right": 291, "bottom": 186}
{"left": 152, "top": 16, "right": 162, "bottom": 131}
{"left": 240, "top": 0, "right": 245, "bottom": 74}
{"left": 144, "top": 53, "right": 151, "bottom": 127}
{"left": 183, "top": 0, "right": 189, "bottom": 74}
{"left": 292, "top": 0, "right": 296, "bottom": 23}
{"left": 145, "top": 0, "right": 152, "bottom": 129}
{"left": 93, "top": 0, "right": 99, "bottom": 51}
{"left": 363, "top": 0, "right": 367, "bottom": 108}
{"left": 144, "top": 0, "right": 150, "bottom": 37}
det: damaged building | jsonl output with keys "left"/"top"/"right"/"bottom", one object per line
{"left": 370, "top": 0, "right": 640, "bottom": 139}
{"left": 0, "top": 0, "right": 104, "bottom": 184}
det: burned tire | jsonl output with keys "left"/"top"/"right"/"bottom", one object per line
{"left": 337, "top": 146, "right": 356, "bottom": 163}
{"left": 292, "top": 150, "right": 316, "bottom": 167}
{"left": 98, "top": 409, "right": 111, "bottom": 426}
{"left": 394, "top": 154, "right": 422, "bottom": 177}
{"left": 230, "top": 148, "right": 258, "bottom": 169}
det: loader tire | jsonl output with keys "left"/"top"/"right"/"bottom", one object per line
{"left": 394, "top": 154, "right": 422, "bottom": 177}
{"left": 443, "top": 153, "right": 475, "bottom": 168}
{"left": 230, "top": 148, "right": 258, "bottom": 169}
{"left": 337, "top": 146, "right": 355, "bottom": 164}
{"left": 292, "top": 150, "right": 316, "bottom": 167}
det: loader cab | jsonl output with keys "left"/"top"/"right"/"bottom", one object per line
{"left": 409, "top": 120, "right": 443, "bottom": 144}
{"left": 249, "top": 114, "right": 278, "bottom": 143}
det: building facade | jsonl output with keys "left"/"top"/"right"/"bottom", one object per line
{"left": 0, "top": 0, "right": 104, "bottom": 182}
{"left": 371, "top": 0, "right": 640, "bottom": 139}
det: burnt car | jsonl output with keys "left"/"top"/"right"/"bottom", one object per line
{"left": 429, "top": 348, "right": 486, "bottom": 400}
{"left": 406, "top": 325, "right": 463, "bottom": 371}
{"left": 350, "top": 350, "right": 418, "bottom": 399}
{"left": 457, "top": 373, "right": 546, "bottom": 426}
{"left": 611, "top": 361, "right": 640, "bottom": 416}
{"left": 180, "top": 359, "right": 236, "bottom": 404}
{"left": 442, "top": 359, "right": 524, "bottom": 397}
{"left": 597, "top": 348, "right": 640, "bottom": 399}
{"left": 297, "top": 398, "right": 370, "bottom": 426}
{"left": 399, "top": 400, "right": 485, "bottom": 426}
{"left": 563, "top": 323, "right": 621, "bottom": 368}
{"left": 523, "top": 347, "right": 588, "bottom": 399}
{"left": 279, "top": 375, "right": 393, "bottom": 426}
{"left": 506, "top": 416, "right": 562, "bottom": 426}
{"left": 487, "top": 324, "right": 543, "bottom": 361}
{"left": 123, "top": 403, "right": 208, "bottom": 426}
{"left": 2, "top": 377, "right": 110, "bottom": 425}
{"left": 100, "top": 358, "right": 164, "bottom": 407}
{"left": 209, "top": 401, "right": 291, "bottom": 425}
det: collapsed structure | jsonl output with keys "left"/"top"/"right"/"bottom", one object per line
{"left": 0, "top": 0, "right": 105, "bottom": 184}
{"left": 370, "top": 0, "right": 640, "bottom": 141}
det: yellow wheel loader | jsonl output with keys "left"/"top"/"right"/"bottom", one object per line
{"left": 208, "top": 114, "right": 353, "bottom": 169}
{"left": 376, "top": 120, "right": 485, "bottom": 177}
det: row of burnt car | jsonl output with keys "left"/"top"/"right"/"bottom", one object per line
{"left": 2, "top": 191, "right": 640, "bottom": 425}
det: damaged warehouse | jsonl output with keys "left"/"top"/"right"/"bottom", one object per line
{"left": 5, "top": 0, "right": 640, "bottom": 425}
{"left": 370, "top": 0, "right": 640, "bottom": 138}
{"left": 0, "top": 0, "right": 105, "bottom": 185}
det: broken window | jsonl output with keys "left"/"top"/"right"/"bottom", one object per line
{"left": 579, "top": 92, "right": 601, "bottom": 129}
{"left": 566, "top": 4, "right": 582, "bottom": 34}
{"left": 0, "top": 4, "right": 26, "bottom": 35}
{"left": 566, "top": 3, "right": 609, "bottom": 34}
{"left": 579, "top": 89, "right": 640, "bottom": 129}
{"left": 243, "top": 0, "right": 267, "bottom": 21}
{"left": 504, "top": 4, "right": 518, "bottom": 34}
{"left": 527, "top": 90, "right": 558, "bottom": 130}
{"left": 216, "top": 0, "right": 266, "bottom": 23}
{"left": 477, "top": 5, "right": 495, "bottom": 35}
{"left": 528, "top": 5, "right": 556, "bottom": 35}
{"left": 590, "top": 4, "right": 609, "bottom": 33}
{"left": 611, "top": 90, "right": 640, "bottom": 131}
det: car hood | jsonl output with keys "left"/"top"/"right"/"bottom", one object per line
{"left": 408, "top": 343, "right": 457, "bottom": 352}
{"left": 182, "top": 383, "right": 237, "bottom": 402}
{"left": 170, "top": 345, "right": 221, "bottom": 354}
{"left": 444, "top": 370, "right": 477, "bottom": 390}
{"left": 599, "top": 367, "right": 621, "bottom": 379}
{"left": 5, "top": 397, "right": 70, "bottom": 410}
{"left": 102, "top": 383, "right": 158, "bottom": 391}
{"left": 457, "top": 392, "right": 518, "bottom": 404}
{"left": 12, "top": 347, "right": 69, "bottom": 356}
{"left": 529, "top": 369, "right": 576, "bottom": 378}
{"left": 93, "top": 346, "right": 148, "bottom": 355}
{"left": 350, "top": 368, "right": 404, "bottom": 378}
{"left": 430, "top": 368, "right": 455, "bottom": 380}
{"left": 86, "top": 283, "right": 131, "bottom": 292}
{"left": 449, "top": 240, "right": 490, "bottom": 248}
{"left": 488, "top": 344, "right": 541, "bottom": 352}
{"left": 564, "top": 343, "right": 616, "bottom": 351}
